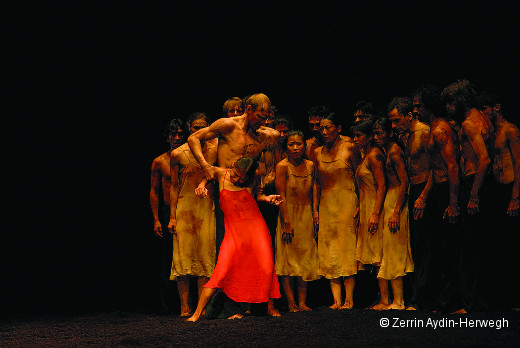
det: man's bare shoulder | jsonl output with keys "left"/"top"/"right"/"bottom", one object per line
{"left": 276, "top": 158, "right": 289, "bottom": 171}
{"left": 152, "top": 152, "right": 169, "bottom": 167}
{"left": 258, "top": 126, "right": 280, "bottom": 141}
{"left": 170, "top": 143, "right": 188, "bottom": 159}
{"left": 505, "top": 121, "right": 520, "bottom": 139}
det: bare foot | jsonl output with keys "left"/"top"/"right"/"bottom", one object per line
{"left": 370, "top": 302, "right": 389, "bottom": 310}
{"left": 384, "top": 303, "right": 405, "bottom": 310}
{"left": 227, "top": 314, "right": 244, "bottom": 320}
{"left": 340, "top": 301, "right": 353, "bottom": 309}
{"left": 268, "top": 307, "right": 281, "bottom": 317}
{"left": 288, "top": 303, "right": 299, "bottom": 313}
{"left": 452, "top": 308, "right": 467, "bottom": 314}
{"left": 180, "top": 305, "right": 191, "bottom": 317}
{"left": 185, "top": 314, "right": 200, "bottom": 322}
{"left": 406, "top": 306, "right": 417, "bottom": 311}
{"left": 298, "top": 304, "right": 312, "bottom": 311}
{"left": 329, "top": 303, "right": 341, "bottom": 310}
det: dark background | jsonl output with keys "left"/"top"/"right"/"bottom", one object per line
{"left": 5, "top": 3, "right": 518, "bottom": 317}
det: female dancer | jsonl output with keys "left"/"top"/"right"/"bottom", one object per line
{"left": 275, "top": 130, "right": 319, "bottom": 312}
{"left": 352, "top": 118, "right": 387, "bottom": 310}
{"left": 372, "top": 118, "right": 414, "bottom": 310}
{"left": 186, "top": 157, "right": 282, "bottom": 322}
{"left": 168, "top": 112, "right": 217, "bottom": 316}
{"left": 314, "top": 113, "right": 360, "bottom": 309}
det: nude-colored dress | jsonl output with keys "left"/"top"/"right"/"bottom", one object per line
{"left": 378, "top": 155, "right": 414, "bottom": 279}
{"left": 275, "top": 161, "right": 319, "bottom": 281}
{"left": 171, "top": 144, "right": 216, "bottom": 279}
{"left": 355, "top": 149, "right": 384, "bottom": 266}
{"left": 317, "top": 142, "right": 359, "bottom": 278}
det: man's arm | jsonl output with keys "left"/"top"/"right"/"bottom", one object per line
{"left": 150, "top": 159, "right": 163, "bottom": 237}
{"left": 434, "top": 127, "right": 460, "bottom": 223}
{"left": 188, "top": 118, "right": 233, "bottom": 179}
{"left": 168, "top": 153, "right": 180, "bottom": 234}
{"left": 463, "top": 120, "right": 491, "bottom": 215}
{"left": 507, "top": 124, "right": 520, "bottom": 215}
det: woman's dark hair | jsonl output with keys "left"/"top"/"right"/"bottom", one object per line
{"left": 321, "top": 112, "right": 342, "bottom": 127}
{"left": 233, "top": 156, "right": 260, "bottom": 188}
{"left": 307, "top": 105, "right": 331, "bottom": 118}
{"left": 284, "top": 129, "right": 305, "bottom": 149}
{"left": 412, "top": 84, "right": 445, "bottom": 117}
{"left": 164, "top": 118, "right": 186, "bottom": 139}
{"left": 350, "top": 116, "right": 375, "bottom": 135}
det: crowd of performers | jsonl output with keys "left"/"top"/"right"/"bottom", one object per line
{"left": 150, "top": 80, "right": 519, "bottom": 321}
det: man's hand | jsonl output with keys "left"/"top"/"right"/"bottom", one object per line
{"left": 413, "top": 196, "right": 426, "bottom": 220}
{"left": 154, "top": 221, "right": 163, "bottom": 237}
{"left": 168, "top": 218, "right": 177, "bottom": 235}
{"left": 202, "top": 165, "right": 216, "bottom": 181}
{"left": 507, "top": 198, "right": 519, "bottom": 216}
{"left": 266, "top": 194, "right": 283, "bottom": 206}
{"left": 467, "top": 195, "right": 479, "bottom": 215}
{"left": 443, "top": 204, "right": 460, "bottom": 223}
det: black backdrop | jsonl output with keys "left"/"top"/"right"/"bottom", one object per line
{"left": 6, "top": 2, "right": 518, "bottom": 317}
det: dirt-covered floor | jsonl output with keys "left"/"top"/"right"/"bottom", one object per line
{"left": 2, "top": 307, "right": 519, "bottom": 347}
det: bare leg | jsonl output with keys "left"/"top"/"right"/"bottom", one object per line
{"left": 197, "top": 277, "right": 209, "bottom": 299}
{"left": 177, "top": 276, "right": 190, "bottom": 316}
{"left": 297, "top": 277, "right": 311, "bottom": 311}
{"left": 186, "top": 287, "right": 216, "bottom": 322}
{"left": 282, "top": 276, "right": 298, "bottom": 312}
{"left": 385, "top": 277, "right": 405, "bottom": 310}
{"left": 371, "top": 278, "right": 389, "bottom": 310}
{"left": 329, "top": 278, "right": 342, "bottom": 309}
{"left": 340, "top": 275, "right": 355, "bottom": 309}
{"left": 267, "top": 299, "right": 281, "bottom": 317}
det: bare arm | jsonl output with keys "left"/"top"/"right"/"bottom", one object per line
{"left": 168, "top": 153, "right": 181, "bottom": 234}
{"left": 463, "top": 120, "right": 491, "bottom": 214}
{"left": 368, "top": 150, "right": 387, "bottom": 233}
{"left": 434, "top": 127, "right": 460, "bottom": 223}
{"left": 150, "top": 160, "right": 163, "bottom": 236}
{"left": 312, "top": 148, "right": 321, "bottom": 227}
{"left": 414, "top": 171, "right": 433, "bottom": 220}
{"left": 275, "top": 162, "right": 292, "bottom": 243}
{"left": 388, "top": 149, "right": 409, "bottom": 232}
{"left": 187, "top": 118, "right": 233, "bottom": 179}
{"left": 507, "top": 125, "right": 520, "bottom": 215}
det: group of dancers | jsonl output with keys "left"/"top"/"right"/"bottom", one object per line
{"left": 150, "top": 81, "right": 519, "bottom": 321}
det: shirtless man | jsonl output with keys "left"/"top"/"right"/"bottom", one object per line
{"left": 419, "top": 89, "right": 464, "bottom": 313}
{"left": 477, "top": 91, "right": 519, "bottom": 310}
{"left": 222, "top": 97, "right": 243, "bottom": 118}
{"left": 442, "top": 79, "right": 493, "bottom": 312}
{"left": 388, "top": 96, "right": 432, "bottom": 310}
{"left": 150, "top": 118, "right": 186, "bottom": 313}
{"left": 188, "top": 93, "right": 281, "bottom": 317}
{"left": 305, "top": 105, "right": 329, "bottom": 162}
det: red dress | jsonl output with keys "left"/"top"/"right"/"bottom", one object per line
{"left": 204, "top": 187, "right": 281, "bottom": 303}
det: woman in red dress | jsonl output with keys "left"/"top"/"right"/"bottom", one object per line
{"left": 187, "top": 157, "right": 282, "bottom": 322}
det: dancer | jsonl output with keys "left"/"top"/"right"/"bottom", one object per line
{"left": 352, "top": 119, "right": 387, "bottom": 309}
{"left": 168, "top": 112, "right": 217, "bottom": 316}
{"left": 186, "top": 157, "right": 282, "bottom": 322}
{"left": 275, "top": 130, "right": 319, "bottom": 312}
{"left": 372, "top": 118, "right": 414, "bottom": 310}
{"left": 314, "top": 113, "right": 360, "bottom": 309}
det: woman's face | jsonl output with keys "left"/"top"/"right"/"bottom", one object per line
{"left": 372, "top": 124, "right": 390, "bottom": 147}
{"left": 230, "top": 167, "right": 247, "bottom": 185}
{"left": 353, "top": 130, "right": 371, "bottom": 149}
{"left": 287, "top": 134, "right": 305, "bottom": 160}
{"left": 320, "top": 119, "right": 340, "bottom": 145}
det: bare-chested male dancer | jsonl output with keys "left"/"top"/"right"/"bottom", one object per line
{"left": 305, "top": 105, "right": 330, "bottom": 162}
{"left": 477, "top": 91, "right": 519, "bottom": 310}
{"left": 388, "top": 96, "right": 431, "bottom": 311}
{"left": 442, "top": 79, "right": 494, "bottom": 312}
{"left": 188, "top": 93, "right": 281, "bottom": 319}
{"left": 150, "top": 118, "right": 185, "bottom": 313}
{"left": 415, "top": 87, "right": 464, "bottom": 313}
